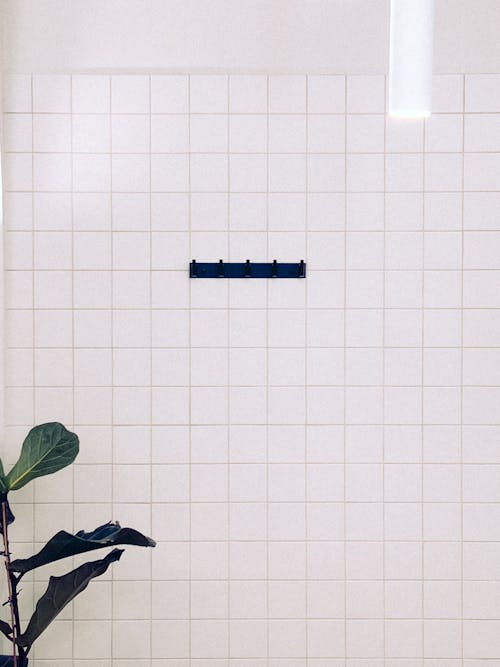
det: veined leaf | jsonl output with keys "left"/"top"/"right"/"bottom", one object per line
{"left": 17, "top": 549, "right": 123, "bottom": 649}
{"left": 10, "top": 521, "right": 155, "bottom": 575}
{"left": 0, "top": 460, "right": 8, "bottom": 494}
{"left": 0, "top": 656, "right": 27, "bottom": 667}
{"left": 6, "top": 423, "right": 79, "bottom": 491}
{"left": 0, "top": 620, "right": 12, "bottom": 638}
{"left": 0, "top": 494, "right": 15, "bottom": 531}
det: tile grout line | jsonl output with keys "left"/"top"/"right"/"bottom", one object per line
{"left": 460, "top": 72, "right": 466, "bottom": 667}
{"left": 342, "top": 73, "right": 347, "bottom": 665}
{"left": 304, "top": 73, "right": 309, "bottom": 667}
{"left": 69, "top": 72, "right": 75, "bottom": 667}
{"left": 7, "top": 419, "right": 500, "bottom": 427}
{"left": 187, "top": 72, "right": 193, "bottom": 667}
{"left": 8, "top": 228, "right": 491, "bottom": 233}
{"left": 422, "top": 103, "right": 426, "bottom": 663}
{"left": 6, "top": 108, "right": 499, "bottom": 116}
{"left": 6, "top": 188, "right": 500, "bottom": 194}
{"left": 265, "top": 72, "right": 270, "bottom": 667}
{"left": 148, "top": 73, "right": 153, "bottom": 665}
{"left": 30, "top": 73, "right": 36, "bottom": 664}
{"left": 108, "top": 74, "right": 115, "bottom": 667}
{"left": 15, "top": 147, "right": 499, "bottom": 154}
{"left": 7, "top": 498, "right": 500, "bottom": 505}
{"left": 226, "top": 73, "right": 231, "bottom": 662}
{"left": 382, "top": 72, "right": 387, "bottom": 665}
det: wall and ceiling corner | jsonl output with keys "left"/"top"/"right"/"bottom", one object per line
{"left": 0, "top": 0, "right": 499, "bottom": 76}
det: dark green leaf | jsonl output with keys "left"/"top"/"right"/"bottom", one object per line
{"left": 17, "top": 549, "right": 123, "bottom": 649}
{"left": 10, "top": 521, "right": 155, "bottom": 575}
{"left": 0, "top": 460, "right": 8, "bottom": 494}
{"left": 6, "top": 423, "right": 79, "bottom": 491}
{"left": 0, "top": 495, "right": 15, "bottom": 531}
{"left": 0, "top": 620, "right": 12, "bottom": 638}
{"left": 0, "top": 656, "right": 27, "bottom": 667}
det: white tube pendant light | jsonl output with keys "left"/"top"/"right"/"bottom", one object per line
{"left": 389, "top": 0, "right": 434, "bottom": 118}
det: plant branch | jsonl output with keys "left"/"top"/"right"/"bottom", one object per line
{"left": 1, "top": 500, "right": 25, "bottom": 666}
{"left": 1, "top": 501, "right": 17, "bottom": 666}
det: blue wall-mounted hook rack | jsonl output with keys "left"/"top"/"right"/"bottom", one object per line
{"left": 189, "top": 260, "right": 306, "bottom": 279}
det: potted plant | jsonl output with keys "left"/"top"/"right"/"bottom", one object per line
{"left": 0, "top": 422, "right": 155, "bottom": 666}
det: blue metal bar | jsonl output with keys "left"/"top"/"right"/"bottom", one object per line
{"left": 189, "top": 260, "right": 306, "bottom": 279}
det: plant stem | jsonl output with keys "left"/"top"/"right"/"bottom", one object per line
{"left": 1, "top": 500, "right": 24, "bottom": 666}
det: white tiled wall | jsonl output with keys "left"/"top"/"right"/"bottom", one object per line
{"left": 2, "top": 72, "right": 500, "bottom": 665}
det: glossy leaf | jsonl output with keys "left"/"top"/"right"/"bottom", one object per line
{"left": 16, "top": 549, "right": 123, "bottom": 649}
{"left": 0, "top": 620, "right": 12, "bottom": 638}
{"left": 10, "top": 521, "right": 155, "bottom": 575}
{"left": 6, "top": 423, "right": 79, "bottom": 491}
{"left": 0, "top": 656, "right": 27, "bottom": 667}
{"left": 0, "top": 460, "right": 8, "bottom": 494}
{"left": 0, "top": 495, "right": 15, "bottom": 531}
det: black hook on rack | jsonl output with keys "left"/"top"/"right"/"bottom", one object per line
{"left": 189, "top": 260, "right": 306, "bottom": 279}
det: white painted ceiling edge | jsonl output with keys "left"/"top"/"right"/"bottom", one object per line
{"left": 1, "top": 0, "right": 500, "bottom": 75}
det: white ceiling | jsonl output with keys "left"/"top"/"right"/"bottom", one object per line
{"left": 2, "top": 0, "right": 499, "bottom": 73}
